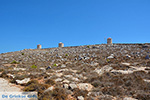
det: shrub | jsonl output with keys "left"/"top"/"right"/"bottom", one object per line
{"left": 31, "top": 65, "right": 37, "bottom": 69}
{"left": 0, "top": 71, "right": 8, "bottom": 78}
{"left": 53, "top": 64, "right": 57, "bottom": 67}
{"left": 52, "top": 87, "right": 68, "bottom": 100}
{"left": 45, "top": 79, "right": 55, "bottom": 85}
{"left": 0, "top": 69, "right": 4, "bottom": 72}
{"left": 73, "top": 88, "right": 88, "bottom": 98}
{"left": 21, "top": 53, "right": 24, "bottom": 55}
{"left": 92, "top": 80, "right": 101, "bottom": 87}
{"left": 11, "top": 60, "right": 19, "bottom": 64}
{"left": 24, "top": 80, "right": 50, "bottom": 98}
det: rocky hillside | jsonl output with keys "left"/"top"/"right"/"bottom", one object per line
{"left": 0, "top": 44, "right": 150, "bottom": 100}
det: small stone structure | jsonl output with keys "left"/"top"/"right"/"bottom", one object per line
{"left": 107, "top": 37, "right": 112, "bottom": 45}
{"left": 58, "top": 42, "right": 64, "bottom": 47}
{"left": 37, "top": 44, "right": 42, "bottom": 49}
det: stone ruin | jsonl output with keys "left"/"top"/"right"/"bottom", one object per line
{"left": 58, "top": 42, "right": 64, "bottom": 47}
{"left": 37, "top": 44, "right": 42, "bottom": 49}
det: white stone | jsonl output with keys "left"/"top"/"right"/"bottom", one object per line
{"left": 69, "top": 84, "right": 77, "bottom": 90}
{"left": 16, "top": 78, "right": 30, "bottom": 85}
{"left": 95, "top": 65, "right": 112, "bottom": 76}
{"left": 77, "top": 96, "right": 84, "bottom": 100}
{"left": 77, "top": 83, "right": 93, "bottom": 91}
{"left": 55, "top": 78, "right": 63, "bottom": 82}
{"left": 123, "top": 97, "right": 137, "bottom": 100}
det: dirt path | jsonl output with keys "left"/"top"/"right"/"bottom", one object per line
{"left": 0, "top": 78, "right": 22, "bottom": 92}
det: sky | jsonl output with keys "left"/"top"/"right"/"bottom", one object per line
{"left": 0, "top": 0, "right": 150, "bottom": 53}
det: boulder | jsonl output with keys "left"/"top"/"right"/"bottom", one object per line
{"left": 123, "top": 97, "right": 137, "bottom": 100}
{"left": 77, "top": 96, "right": 84, "bottom": 100}
{"left": 63, "top": 84, "right": 69, "bottom": 89}
{"left": 61, "top": 64, "right": 66, "bottom": 68}
{"left": 145, "top": 55, "right": 150, "bottom": 59}
{"left": 94, "top": 65, "right": 112, "bottom": 76}
{"left": 69, "top": 83, "right": 77, "bottom": 90}
{"left": 16, "top": 78, "right": 30, "bottom": 85}
{"left": 77, "top": 83, "right": 93, "bottom": 91}
{"left": 46, "top": 66, "right": 51, "bottom": 70}
{"left": 44, "top": 86, "right": 54, "bottom": 93}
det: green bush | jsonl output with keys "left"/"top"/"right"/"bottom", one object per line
{"left": 31, "top": 65, "right": 37, "bottom": 69}
{"left": 53, "top": 64, "right": 57, "bottom": 67}
{"left": 11, "top": 60, "right": 19, "bottom": 64}
{"left": 21, "top": 53, "right": 24, "bottom": 55}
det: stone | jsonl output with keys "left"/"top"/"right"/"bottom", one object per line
{"left": 64, "top": 75, "right": 73, "bottom": 78}
{"left": 13, "top": 68, "right": 26, "bottom": 71}
{"left": 61, "top": 64, "right": 66, "bottom": 68}
{"left": 44, "top": 86, "right": 54, "bottom": 93}
{"left": 122, "top": 63, "right": 130, "bottom": 66}
{"left": 123, "top": 97, "right": 137, "bottom": 100}
{"left": 69, "top": 83, "right": 77, "bottom": 90}
{"left": 107, "top": 55, "right": 114, "bottom": 59}
{"left": 55, "top": 73, "right": 63, "bottom": 77}
{"left": 77, "top": 83, "right": 93, "bottom": 91}
{"left": 71, "top": 77, "right": 79, "bottom": 81}
{"left": 55, "top": 78, "right": 63, "bottom": 82}
{"left": 95, "top": 65, "right": 112, "bottom": 76}
{"left": 46, "top": 66, "right": 51, "bottom": 70}
{"left": 145, "top": 55, "right": 150, "bottom": 59}
{"left": 40, "top": 67, "right": 46, "bottom": 71}
{"left": 16, "top": 78, "right": 30, "bottom": 85}
{"left": 62, "top": 79, "right": 70, "bottom": 83}
{"left": 63, "top": 84, "right": 69, "bottom": 89}
{"left": 126, "top": 54, "right": 131, "bottom": 58}
{"left": 77, "top": 96, "right": 84, "bottom": 100}
{"left": 7, "top": 74, "right": 15, "bottom": 79}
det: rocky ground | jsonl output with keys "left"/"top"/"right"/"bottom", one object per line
{"left": 0, "top": 43, "right": 150, "bottom": 100}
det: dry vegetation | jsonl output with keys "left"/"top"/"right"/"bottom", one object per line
{"left": 0, "top": 43, "right": 150, "bottom": 100}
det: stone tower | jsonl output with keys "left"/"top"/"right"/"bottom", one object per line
{"left": 58, "top": 42, "right": 64, "bottom": 47}
{"left": 107, "top": 37, "right": 112, "bottom": 45}
{"left": 37, "top": 44, "right": 42, "bottom": 49}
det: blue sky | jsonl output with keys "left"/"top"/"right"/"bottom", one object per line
{"left": 0, "top": 0, "right": 150, "bottom": 53}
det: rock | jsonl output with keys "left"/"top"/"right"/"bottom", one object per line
{"left": 55, "top": 73, "right": 63, "bottom": 77}
{"left": 13, "top": 68, "right": 26, "bottom": 71}
{"left": 61, "top": 64, "right": 66, "bottom": 68}
{"left": 40, "top": 67, "right": 46, "bottom": 71}
{"left": 77, "top": 83, "right": 93, "bottom": 91}
{"left": 64, "top": 75, "right": 73, "bottom": 78}
{"left": 122, "top": 63, "right": 130, "bottom": 66}
{"left": 46, "top": 66, "right": 51, "bottom": 70}
{"left": 145, "top": 55, "right": 150, "bottom": 59}
{"left": 142, "top": 45, "right": 149, "bottom": 48}
{"left": 77, "top": 96, "right": 84, "bottom": 100}
{"left": 62, "top": 79, "right": 70, "bottom": 83}
{"left": 16, "top": 78, "right": 30, "bottom": 85}
{"left": 44, "top": 86, "right": 54, "bottom": 93}
{"left": 69, "top": 83, "right": 77, "bottom": 90}
{"left": 71, "top": 77, "right": 79, "bottom": 81}
{"left": 55, "top": 78, "right": 63, "bottom": 82}
{"left": 123, "top": 97, "right": 137, "bottom": 100}
{"left": 63, "top": 84, "right": 69, "bottom": 89}
{"left": 95, "top": 65, "right": 112, "bottom": 76}
{"left": 7, "top": 74, "right": 15, "bottom": 79}
{"left": 107, "top": 54, "right": 114, "bottom": 59}
{"left": 91, "top": 62, "right": 99, "bottom": 66}
{"left": 126, "top": 54, "right": 131, "bottom": 58}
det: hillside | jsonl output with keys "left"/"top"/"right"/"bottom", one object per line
{"left": 0, "top": 44, "right": 150, "bottom": 100}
